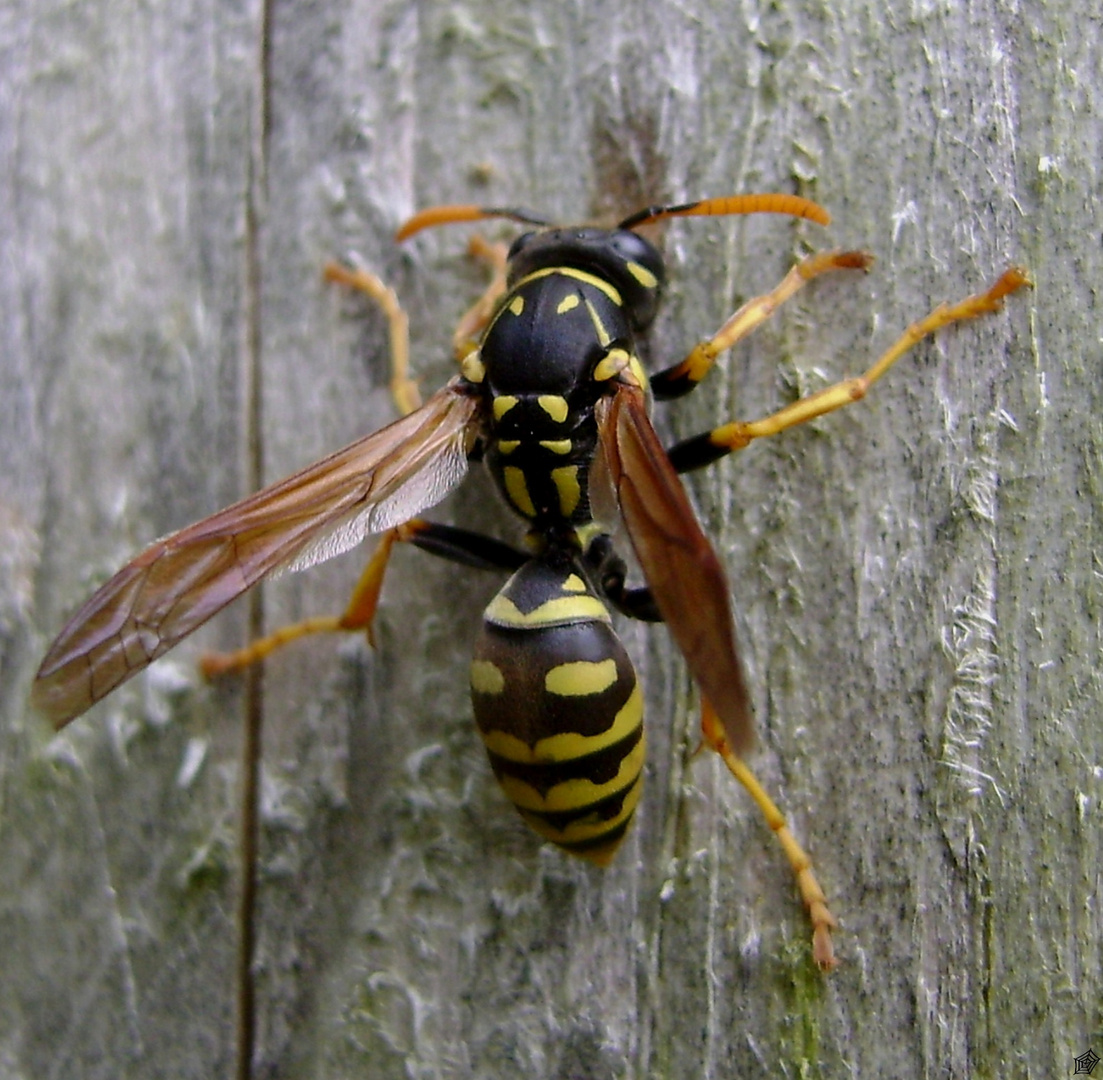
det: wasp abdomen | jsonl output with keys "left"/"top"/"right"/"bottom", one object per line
{"left": 470, "top": 557, "right": 643, "bottom": 866}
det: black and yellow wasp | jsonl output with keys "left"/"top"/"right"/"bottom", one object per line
{"left": 32, "top": 192, "right": 1028, "bottom": 969}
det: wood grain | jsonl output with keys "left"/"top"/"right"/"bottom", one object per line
{"left": 2, "top": 1, "right": 1098, "bottom": 1076}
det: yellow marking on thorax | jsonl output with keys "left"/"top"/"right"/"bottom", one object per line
{"left": 557, "top": 293, "right": 580, "bottom": 314}
{"left": 544, "top": 658, "right": 619, "bottom": 697}
{"left": 493, "top": 394, "right": 519, "bottom": 419}
{"left": 497, "top": 439, "right": 521, "bottom": 455}
{"left": 539, "top": 439, "right": 572, "bottom": 455}
{"left": 584, "top": 299, "right": 613, "bottom": 348}
{"left": 551, "top": 465, "right": 581, "bottom": 516}
{"left": 503, "top": 466, "right": 536, "bottom": 517}
{"left": 625, "top": 260, "right": 658, "bottom": 289}
{"left": 481, "top": 682, "right": 642, "bottom": 763}
{"left": 508, "top": 294, "right": 525, "bottom": 316}
{"left": 592, "top": 348, "right": 631, "bottom": 382}
{"left": 593, "top": 349, "right": 648, "bottom": 390}
{"left": 516, "top": 266, "right": 623, "bottom": 307}
{"left": 469, "top": 660, "right": 505, "bottom": 695}
{"left": 537, "top": 395, "right": 569, "bottom": 423}
{"left": 562, "top": 574, "right": 587, "bottom": 593}
{"left": 460, "top": 351, "right": 485, "bottom": 383}
{"left": 572, "top": 521, "right": 605, "bottom": 552}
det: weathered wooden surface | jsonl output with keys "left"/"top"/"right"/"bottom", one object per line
{"left": 2, "top": 1, "right": 1099, "bottom": 1077}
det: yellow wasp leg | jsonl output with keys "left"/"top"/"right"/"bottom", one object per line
{"left": 652, "top": 250, "right": 874, "bottom": 397}
{"left": 203, "top": 240, "right": 514, "bottom": 682}
{"left": 687, "top": 268, "right": 1030, "bottom": 969}
{"left": 200, "top": 527, "right": 403, "bottom": 678}
{"left": 199, "top": 513, "right": 530, "bottom": 679}
{"left": 201, "top": 259, "right": 428, "bottom": 680}
{"left": 324, "top": 260, "right": 420, "bottom": 416}
{"left": 707, "top": 266, "right": 1032, "bottom": 453}
{"left": 700, "top": 698, "right": 839, "bottom": 971}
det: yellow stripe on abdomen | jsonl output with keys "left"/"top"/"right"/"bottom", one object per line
{"left": 480, "top": 682, "right": 642, "bottom": 764}
{"left": 471, "top": 559, "right": 645, "bottom": 866}
{"left": 497, "top": 731, "right": 646, "bottom": 812}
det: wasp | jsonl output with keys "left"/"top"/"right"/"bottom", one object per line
{"left": 32, "top": 193, "right": 1029, "bottom": 969}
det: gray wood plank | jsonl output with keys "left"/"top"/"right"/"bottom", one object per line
{"left": 2, "top": 1, "right": 1098, "bottom": 1077}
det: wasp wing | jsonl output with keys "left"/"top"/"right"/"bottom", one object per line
{"left": 33, "top": 378, "right": 483, "bottom": 729}
{"left": 595, "top": 382, "right": 753, "bottom": 755}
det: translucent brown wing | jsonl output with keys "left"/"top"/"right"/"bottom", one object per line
{"left": 33, "top": 378, "right": 483, "bottom": 729}
{"left": 595, "top": 382, "right": 753, "bottom": 755}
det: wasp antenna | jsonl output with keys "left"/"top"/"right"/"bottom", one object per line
{"left": 618, "top": 193, "right": 831, "bottom": 231}
{"left": 396, "top": 205, "right": 551, "bottom": 242}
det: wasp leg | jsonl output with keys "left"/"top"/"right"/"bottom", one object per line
{"left": 451, "top": 235, "right": 509, "bottom": 362}
{"left": 323, "top": 260, "right": 419, "bottom": 416}
{"left": 585, "top": 533, "right": 832, "bottom": 966}
{"left": 200, "top": 521, "right": 527, "bottom": 678}
{"left": 650, "top": 250, "right": 874, "bottom": 401}
{"left": 200, "top": 526, "right": 400, "bottom": 677}
{"left": 402, "top": 519, "right": 528, "bottom": 573}
{"left": 201, "top": 259, "right": 420, "bottom": 675}
{"left": 667, "top": 267, "right": 1031, "bottom": 472}
{"left": 600, "top": 576, "right": 661, "bottom": 622}
{"left": 699, "top": 698, "right": 839, "bottom": 971}
{"left": 583, "top": 533, "right": 662, "bottom": 621}
{"left": 201, "top": 246, "right": 516, "bottom": 680}
{"left": 584, "top": 533, "right": 830, "bottom": 956}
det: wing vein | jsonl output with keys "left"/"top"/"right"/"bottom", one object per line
{"left": 33, "top": 379, "right": 482, "bottom": 727}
